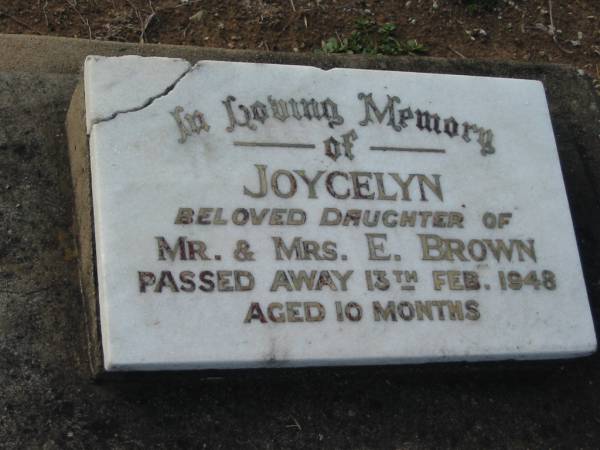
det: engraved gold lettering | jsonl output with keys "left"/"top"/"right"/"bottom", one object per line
{"left": 244, "top": 302, "right": 267, "bottom": 323}
{"left": 366, "top": 233, "right": 391, "bottom": 261}
{"left": 243, "top": 164, "right": 268, "bottom": 198}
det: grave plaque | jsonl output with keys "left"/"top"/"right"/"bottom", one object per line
{"left": 72, "top": 56, "right": 596, "bottom": 371}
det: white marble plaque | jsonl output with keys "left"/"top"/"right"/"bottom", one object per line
{"left": 84, "top": 55, "right": 596, "bottom": 371}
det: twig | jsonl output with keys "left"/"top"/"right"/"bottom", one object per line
{"left": 520, "top": 10, "right": 525, "bottom": 33}
{"left": 126, "top": 0, "right": 155, "bottom": 44}
{"left": 65, "top": 0, "right": 92, "bottom": 39}
{"left": 289, "top": 0, "right": 296, "bottom": 12}
{"left": 548, "top": 0, "right": 555, "bottom": 34}
{"left": 548, "top": 0, "right": 574, "bottom": 54}
{"left": 158, "top": 0, "right": 203, "bottom": 10}
{"left": 285, "top": 416, "right": 302, "bottom": 431}
{"left": 39, "top": 0, "right": 49, "bottom": 28}
{"left": 335, "top": 30, "right": 342, "bottom": 44}
{"left": 0, "top": 10, "right": 41, "bottom": 34}
{"left": 182, "top": 21, "right": 191, "bottom": 39}
{"left": 83, "top": 16, "right": 92, "bottom": 40}
{"left": 448, "top": 45, "right": 466, "bottom": 59}
{"left": 141, "top": 9, "right": 156, "bottom": 44}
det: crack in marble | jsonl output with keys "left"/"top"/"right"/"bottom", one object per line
{"left": 88, "top": 62, "right": 195, "bottom": 132}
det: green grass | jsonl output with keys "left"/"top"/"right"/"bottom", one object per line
{"left": 463, "top": 0, "right": 500, "bottom": 14}
{"left": 320, "top": 19, "right": 427, "bottom": 56}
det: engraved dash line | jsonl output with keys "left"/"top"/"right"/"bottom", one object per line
{"left": 234, "top": 141, "right": 316, "bottom": 149}
{"left": 370, "top": 146, "right": 446, "bottom": 154}
{"left": 401, "top": 286, "right": 416, "bottom": 291}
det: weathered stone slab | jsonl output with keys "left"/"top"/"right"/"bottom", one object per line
{"left": 72, "top": 55, "right": 596, "bottom": 371}
{"left": 3, "top": 34, "right": 600, "bottom": 448}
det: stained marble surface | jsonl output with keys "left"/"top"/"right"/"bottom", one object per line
{"left": 85, "top": 56, "right": 596, "bottom": 370}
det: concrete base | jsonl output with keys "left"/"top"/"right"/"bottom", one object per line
{"left": 1, "top": 34, "right": 600, "bottom": 448}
